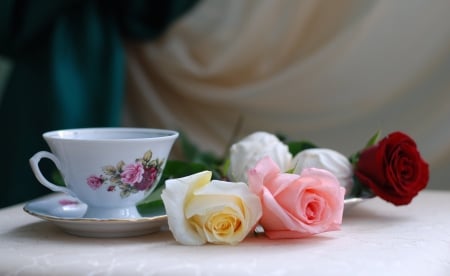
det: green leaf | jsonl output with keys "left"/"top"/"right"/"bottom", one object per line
{"left": 275, "top": 133, "right": 288, "bottom": 143}
{"left": 348, "top": 152, "right": 360, "bottom": 166}
{"left": 160, "top": 160, "right": 210, "bottom": 181}
{"left": 151, "top": 159, "right": 212, "bottom": 192}
{"left": 51, "top": 170, "right": 65, "bottom": 186}
{"left": 219, "top": 158, "right": 230, "bottom": 178}
{"left": 102, "top": 165, "right": 117, "bottom": 175}
{"left": 365, "top": 130, "right": 381, "bottom": 148}
{"left": 349, "top": 130, "right": 382, "bottom": 166}
{"left": 137, "top": 199, "right": 165, "bottom": 215}
{"left": 149, "top": 159, "right": 158, "bottom": 167}
{"left": 138, "top": 160, "right": 214, "bottom": 209}
{"left": 179, "top": 131, "right": 198, "bottom": 160}
{"left": 179, "top": 132, "right": 222, "bottom": 167}
{"left": 285, "top": 167, "right": 295, "bottom": 174}
{"left": 138, "top": 184, "right": 165, "bottom": 205}
{"left": 287, "top": 141, "right": 317, "bottom": 156}
{"left": 349, "top": 175, "right": 375, "bottom": 199}
{"left": 120, "top": 189, "right": 131, "bottom": 198}
{"left": 110, "top": 175, "right": 121, "bottom": 184}
{"left": 116, "top": 160, "right": 125, "bottom": 171}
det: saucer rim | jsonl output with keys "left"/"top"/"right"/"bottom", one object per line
{"left": 23, "top": 194, "right": 168, "bottom": 224}
{"left": 23, "top": 206, "right": 168, "bottom": 224}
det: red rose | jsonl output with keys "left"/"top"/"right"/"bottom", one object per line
{"left": 354, "top": 132, "right": 429, "bottom": 205}
{"left": 134, "top": 166, "right": 159, "bottom": 191}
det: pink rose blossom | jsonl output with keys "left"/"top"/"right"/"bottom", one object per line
{"left": 134, "top": 166, "right": 159, "bottom": 191}
{"left": 87, "top": 175, "right": 103, "bottom": 190}
{"left": 120, "top": 162, "right": 144, "bottom": 184}
{"left": 248, "top": 157, "right": 345, "bottom": 239}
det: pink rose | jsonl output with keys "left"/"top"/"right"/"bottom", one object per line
{"left": 248, "top": 157, "right": 345, "bottom": 239}
{"left": 87, "top": 175, "right": 103, "bottom": 190}
{"left": 120, "top": 162, "right": 144, "bottom": 184}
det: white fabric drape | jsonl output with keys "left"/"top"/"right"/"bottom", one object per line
{"left": 124, "top": 0, "right": 450, "bottom": 189}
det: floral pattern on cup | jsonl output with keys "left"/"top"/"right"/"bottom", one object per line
{"left": 86, "top": 150, "right": 164, "bottom": 198}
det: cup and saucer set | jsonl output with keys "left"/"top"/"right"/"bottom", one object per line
{"left": 24, "top": 127, "right": 368, "bottom": 238}
{"left": 25, "top": 127, "right": 179, "bottom": 238}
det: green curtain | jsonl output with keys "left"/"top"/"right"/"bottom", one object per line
{"left": 0, "top": 0, "right": 198, "bottom": 207}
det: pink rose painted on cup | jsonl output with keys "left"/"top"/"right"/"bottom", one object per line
{"left": 248, "top": 157, "right": 345, "bottom": 239}
{"left": 120, "top": 162, "right": 144, "bottom": 184}
{"left": 87, "top": 175, "right": 104, "bottom": 190}
{"left": 85, "top": 150, "right": 165, "bottom": 198}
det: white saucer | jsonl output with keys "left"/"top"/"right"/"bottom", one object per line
{"left": 23, "top": 194, "right": 167, "bottom": 238}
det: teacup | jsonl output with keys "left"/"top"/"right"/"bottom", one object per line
{"left": 29, "top": 128, "right": 178, "bottom": 219}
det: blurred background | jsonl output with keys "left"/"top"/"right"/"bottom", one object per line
{"left": 1, "top": 0, "right": 449, "bottom": 208}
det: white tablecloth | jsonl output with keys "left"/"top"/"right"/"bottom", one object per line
{"left": 1, "top": 190, "right": 449, "bottom": 276}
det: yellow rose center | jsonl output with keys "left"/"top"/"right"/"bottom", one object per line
{"left": 206, "top": 211, "right": 242, "bottom": 238}
{"left": 188, "top": 206, "right": 245, "bottom": 244}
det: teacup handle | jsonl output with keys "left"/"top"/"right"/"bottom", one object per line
{"left": 29, "top": 151, "right": 76, "bottom": 197}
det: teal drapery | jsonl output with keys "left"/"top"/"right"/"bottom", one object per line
{"left": 0, "top": 0, "right": 198, "bottom": 207}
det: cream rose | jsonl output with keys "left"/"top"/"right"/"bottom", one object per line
{"left": 228, "top": 132, "right": 292, "bottom": 182}
{"left": 292, "top": 148, "right": 353, "bottom": 197}
{"left": 161, "top": 171, "right": 262, "bottom": 245}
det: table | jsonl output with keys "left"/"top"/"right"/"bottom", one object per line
{"left": 1, "top": 190, "right": 449, "bottom": 276}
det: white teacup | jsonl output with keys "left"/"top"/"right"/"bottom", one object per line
{"left": 29, "top": 128, "right": 178, "bottom": 219}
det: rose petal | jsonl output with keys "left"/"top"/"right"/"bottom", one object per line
{"left": 249, "top": 157, "right": 345, "bottom": 239}
{"left": 186, "top": 180, "right": 262, "bottom": 244}
{"left": 355, "top": 131, "right": 429, "bottom": 205}
{"left": 229, "top": 132, "right": 292, "bottom": 182}
{"left": 161, "top": 171, "right": 212, "bottom": 245}
{"left": 292, "top": 148, "right": 354, "bottom": 196}
{"left": 248, "top": 156, "right": 282, "bottom": 195}
{"left": 259, "top": 186, "right": 302, "bottom": 231}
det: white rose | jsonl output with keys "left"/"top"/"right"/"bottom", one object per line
{"left": 292, "top": 148, "right": 354, "bottom": 197}
{"left": 228, "top": 132, "right": 292, "bottom": 182}
{"left": 161, "top": 171, "right": 262, "bottom": 245}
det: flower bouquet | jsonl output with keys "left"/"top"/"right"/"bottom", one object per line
{"left": 139, "top": 130, "right": 429, "bottom": 245}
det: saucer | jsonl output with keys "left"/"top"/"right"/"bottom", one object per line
{"left": 23, "top": 194, "right": 167, "bottom": 238}
{"left": 343, "top": 197, "right": 369, "bottom": 209}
